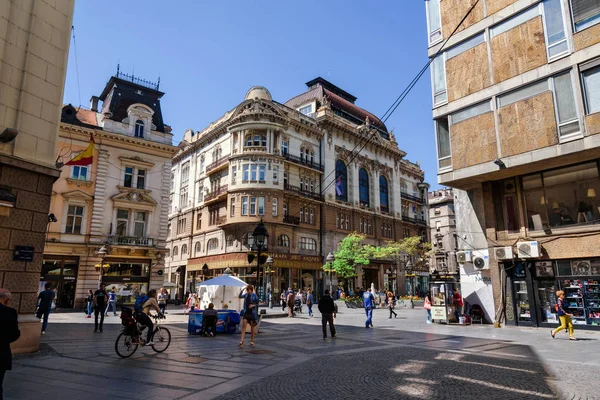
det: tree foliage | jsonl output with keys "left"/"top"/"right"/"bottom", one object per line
{"left": 323, "top": 233, "right": 373, "bottom": 278}
{"left": 378, "top": 236, "right": 433, "bottom": 265}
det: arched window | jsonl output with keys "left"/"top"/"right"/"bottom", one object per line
{"left": 379, "top": 175, "right": 389, "bottom": 212}
{"left": 277, "top": 234, "right": 290, "bottom": 247}
{"left": 207, "top": 238, "right": 219, "bottom": 251}
{"left": 299, "top": 237, "right": 317, "bottom": 252}
{"left": 245, "top": 135, "right": 253, "bottom": 147}
{"left": 359, "top": 168, "right": 370, "bottom": 207}
{"left": 172, "top": 246, "right": 179, "bottom": 257}
{"left": 226, "top": 235, "right": 235, "bottom": 247}
{"left": 181, "top": 244, "right": 188, "bottom": 255}
{"left": 335, "top": 160, "right": 348, "bottom": 201}
{"left": 242, "top": 232, "right": 254, "bottom": 248}
{"left": 194, "top": 242, "right": 201, "bottom": 255}
{"left": 134, "top": 120, "right": 144, "bottom": 138}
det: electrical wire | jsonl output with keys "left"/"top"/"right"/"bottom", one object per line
{"left": 71, "top": 26, "right": 82, "bottom": 108}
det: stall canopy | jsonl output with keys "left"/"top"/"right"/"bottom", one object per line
{"left": 198, "top": 275, "right": 247, "bottom": 311}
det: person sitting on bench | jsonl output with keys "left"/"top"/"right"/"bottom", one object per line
{"left": 203, "top": 303, "right": 218, "bottom": 337}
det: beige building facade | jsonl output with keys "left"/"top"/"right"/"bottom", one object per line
{"left": 0, "top": 0, "right": 74, "bottom": 353}
{"left": 427, "top": 0, "right": 600, "bottom": 326}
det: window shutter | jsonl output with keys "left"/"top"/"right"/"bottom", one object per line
{"left": 572, "top": 0, "right": 600, "bottom": 25}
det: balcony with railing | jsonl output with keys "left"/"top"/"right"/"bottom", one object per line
{"left": 108, "top": 236, "right": 154, "bottom": 247}
{"left": 284, "top": 183, "right": 324, "bottom": 201}
{"left": 283, "top": 215, "right": 300, "bottom": 225}
{"left": 243, "top": 146, "right": 267, "bottom": 153}
{"left": 283, "top": 152, "right": 324, "bottom": 172}
{"left": 402, "top": 215, "right": 428, "bottom": 227}
{"left": 206, "top": 157, "right": 229, "bottom": 174}
{"left": 401, "top": 191, "right": 426, "bottom": 204}
{"left": 205, "top": 185, "right": 228, "bottom": 202}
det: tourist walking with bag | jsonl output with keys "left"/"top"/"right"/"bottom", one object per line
{"left": 105, "top": 287, "right": 118, "bottom": 316}
{"left": 551, "top": 290, "right": 576, "bottom": 340}
{"left": 238, "top": 285, "right": 259, "bottom": 347}
{"left": 424, "top": 291, "right": 432, "bottom": 323}
{"left": 318, "top": 289, "right": 336, "bottom": 339}
{"left": 363, "top": 288, "right": 375, "bottom": 328}
{"left": 387, "top": 291, "right": 397, "bottom": 319}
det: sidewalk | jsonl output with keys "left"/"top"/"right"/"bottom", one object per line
{"left": 5, "top": 304, "right": 599, "bottom": 399}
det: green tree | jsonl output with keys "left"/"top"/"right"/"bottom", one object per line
{"left": 323, "top": 233, "right": 374, "bottom": 292}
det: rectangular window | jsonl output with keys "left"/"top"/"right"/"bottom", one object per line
{"left": 242, "top": 197, "right": 248, "bottom": 215}
{"left": 196, "top": 213, "right": 202, "bottom": 229}
{"left": 300, "top": 207, "right": 304, "bottom": 222}
{"left": 582, "top": 62, "right": 600, "bottom": 114}
{"left": 180, "top": 187, "right": 188, "bottom": 208}
{"left": 272, "top": 198, "right": 278, "bottom": 216}
{"left": 250, "top": 197, "right": 257, "bottom": 215}
{"left": 243, "top": 165, "right": 249, "bottom": 181}
{"left": 273, "top": 166, "right": 279, "bottom": 183}
{"left": 259, "top": 165, "right": 266, "bottom": 181}
{"left": 284, "top": 172, "right": 288, "bottom": 187}
{"left": 446, "top": 33, "right": 485, "bottom": 60}
{"left": 431, "top": 55, "right": 447, "bottom": 105}
{"left": 426, "top": 0, "right": 442, "bottom": 44}
{"left": 181, "top": 163, "right": 190, "bottom": 184}
{"left": 232, "top": 166, "right": 237, "bottom": 183}
{"left": 282, "top": 141, "right": 288, "bottom": 155}
{"left": 134, "top": 212, "right": 146, "bottom": 237}
{"left": 124, "top": 167, "right": 134, "bottom": 188}
{"left": 543, "top": 0, "right": 568, "bottom": 59}
{"left": 200, "top": 157, "right": 205, "bottom": 173}
{"left": 230, "top": 197, "right": 235, "bottom": 217}
{"left": 310, "top": 208, "right": 314, "bottom": 224}
{"left": 571, "top": 0, "right": 600, "bottom": 31}
{"left": 251, "top": 164, "right": 258, "bottom": 181}
{"left": 490, "top": 6, "right": 539, "bottom": 37}
{"left": 497, "top": 79, "right": 549, "bottom": 108}
{"left": 136, "top": 169, "right": 146, "bottom": 189}
{"left": 552, "top": 71, "right": 580, "bottom": 137}
{"left": 65, "top": 205, "right": 83, "bottom": 234}
{"left": 283, "top": 201, "right": 288, "bottom": 216}
{"left": 116, "top": 209, "right": 129, "bottom": 236}
{"left": 71, "top": 166, "right": 88, "bottom": 181}
{"left": 299, "top": 104, "right": 313, "bottom": 116}
{"left": 258, "top": 197, "right": 265, "bottom": 215}
{"left": 450, "top": 101, "right": 492, "bottom": 125}
{"left": 198, "top": 183, "right": 204, "bottom": 202}
{"left": 436, "top": 118, "right": 451, "bottom": 170}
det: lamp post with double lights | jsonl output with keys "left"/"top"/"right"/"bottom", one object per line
{"left": 406, "top": 259, "right": 415, "bottom": 309}
{"left": 95, "top": 245, "right": 110, "bottom": 288}
{"left": 251, "top": 220, "right": 269, "bottom": 314}
{"left": 265, "top": 256, "right": 273, "bottom": 308}
{"left": 326, "top": 252, "right": 335, "bottom": 297}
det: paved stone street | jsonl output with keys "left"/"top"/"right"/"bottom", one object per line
{"left": 5, "top": 304, "right": 600, "bottom": 399}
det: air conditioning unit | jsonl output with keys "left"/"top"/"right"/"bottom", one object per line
{"left": 456, "top": 250, "right": 472, "bottom": 264}
{"left": 494, "top": 246, "right": 513, "bottom": 260}
{"left": 472, "top": 249, "right": 490, "bottom": 270}
{"left": 517, "top": 241, "right": 540, "bottom": 258}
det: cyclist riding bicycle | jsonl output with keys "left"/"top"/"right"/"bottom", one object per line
{"left": 136, "top": 289, "right": 163, "bottom": 345}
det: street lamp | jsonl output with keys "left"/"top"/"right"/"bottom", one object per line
{"left": 95, "top": 245, "right": 110, "bottom": 288}
{"left": 266, "top": 256, "right": 273, "bottom": 308}
{"left": 326, "top": 252, "right": 335, "bottom": 296}
{"left": 252, "top": 220, "right": 269, "bottom": 311}
{"left": 406, "top": 259, "right": 414, "bottom": 309}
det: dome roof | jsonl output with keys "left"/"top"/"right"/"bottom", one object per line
{"left": 245, "top": 86, "right": 272, "bottom": 101}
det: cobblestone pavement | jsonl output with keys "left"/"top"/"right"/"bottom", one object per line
{"left": 5, "top": 305, "right": 600, "bottom": 400}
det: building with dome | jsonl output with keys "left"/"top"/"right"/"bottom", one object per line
{"left": 165, "top": 78, "right": 428, "bottom": 300}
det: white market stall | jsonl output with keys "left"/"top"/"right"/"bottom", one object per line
{"left": 198, "top": 274, "right": 247, "bottom": 311}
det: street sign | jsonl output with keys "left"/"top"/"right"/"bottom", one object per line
{"left": 13, "top": 246, "right": 34, "bottom": 262}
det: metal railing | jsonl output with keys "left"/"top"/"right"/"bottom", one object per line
{"left": 205, "top": 185, "right": 228, "bottom": 201}
{"left": 283, "top": 183, "right": 324, "bottom": 201}
{"left": 108, "top": 236, "right": 154, "bottom": 247}
{"left": 401, "top": 191, "right": 426, "bottom": 204}
{"left": 243, "top": 146, "right": 267, "bottom": 152}
{"left": 206, "top": 157, "right": 229, "bottom": 173}
{"left": 402, "top": 215, "right": 428, "bottom": 226}
{"left": 283, "top": 152, "right": 324, "bottom": 171}
{"left": 283, "top": 215, "right": 300, "bottom": 225}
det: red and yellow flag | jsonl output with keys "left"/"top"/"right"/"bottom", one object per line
{"left": 65, "top": 134, "right": 95, "bottom": 166}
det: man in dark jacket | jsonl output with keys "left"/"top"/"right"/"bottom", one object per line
{"left": 36, "top": 283, "right": 55, "bottom": 334}
{"left": 318, "top": 289, "right": 336, "bottom": 339}
{"left": 0, "top": 288, "right": 21, "bottom": 400}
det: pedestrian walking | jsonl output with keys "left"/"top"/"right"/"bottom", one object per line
{"left": 318, "top": 289, "right": 336, "bottom": 339}
{"left": 85, "top": 289, "right": 93, "bottom": 318}
{"left": 238, "top": 285, "right": 259, "bottom": 347}
{"left": 157, "top": 288, "right": 167, "bottom": 315}
{"left": 551, "top": 290, "right": 576, "bottom": 340}
{"left": 0, "top": 289, "right": 20, "bottom": 400}
{"left": 280, "top": 292, "right": 286, "bottom": 312}
{"left": 306, "top": 289, "right": 314, "bottom": 317}
{"left": 452, "top": 289, "right": 463, "bottom": 322}
{"left": 36, "top": 283, "right": 55, "bottom": 335}
{"left": 387, "top": 291, "right": 397, "bottom": 319}
{"left": 424, "top": 291, "right": 432, "bottom": 323}
{"left": 287, "top": 290, "right": 295, "bottom": 317}
{"left": 93, "top": 283, "right": 108, "bottom": 333}
{"left": 363, "top": 287, "right": 375, "bottom": 328}
{"left": 105, "top": 287, "right": 118, "bottom": 316}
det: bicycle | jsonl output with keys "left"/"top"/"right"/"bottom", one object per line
{"left": 115, "top": 313, "right": 171, "bottom": 358}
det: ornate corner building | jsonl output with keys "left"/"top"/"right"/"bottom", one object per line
{"left": 166, "top": 78, "right": 429, "bottom": 300}
{"left": 43, "top": 72, "right": 177, "bottom": 309}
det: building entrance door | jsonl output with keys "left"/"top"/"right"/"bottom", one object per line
{"left": 40, "top": 256, "right": 79, "bottom": 308}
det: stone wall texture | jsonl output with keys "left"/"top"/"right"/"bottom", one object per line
{"left": 447, "top": 43, "right": 491, "bottom": 102}
{"left": 440, "top": 0, "right": 485, "bottom": 38}
{"left": 491, "top": 17, "right": 547, "bottom": 84}
{"left": 574, "top": 22, "right": 600, "bottom": 52}
{"left": 586, "top": 112, "right": 600, "bottom": 136}
{"left": 450, "top": 112, "right": 498, "bottom": 170}
{"left": 486, "top": 0, "right": 519, "bottom": 16}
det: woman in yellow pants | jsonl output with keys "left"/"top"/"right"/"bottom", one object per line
{"left": 551, "top": 290, "right": 576, "bottom": 340}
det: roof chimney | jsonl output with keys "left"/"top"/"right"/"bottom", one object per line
{"left": 89, "top": 96, "right": 99, "bottom": 112}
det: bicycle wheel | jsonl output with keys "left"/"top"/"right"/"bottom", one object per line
{"left": 115, "top": 332, "right": 138, "bottom": 358}
{"left": 151, "top": 327, "right": 171, "bottom": 353}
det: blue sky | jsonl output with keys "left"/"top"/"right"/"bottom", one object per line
{"left": 64, "top": 0, "right": 438, "bottom": 187}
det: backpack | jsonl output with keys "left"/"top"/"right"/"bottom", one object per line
{"left": 134, "top": 295, "right": 148, "bottom": 312}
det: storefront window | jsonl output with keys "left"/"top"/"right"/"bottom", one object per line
{"left": 556, "top": 259, "right": 600, "bottom": 326}
{"left": 523, "top": 162, "right": 600, "bottom": 230}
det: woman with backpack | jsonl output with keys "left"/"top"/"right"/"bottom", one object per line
{"left": 386, "top": 291, "right": 397, "bottom": 319}
{"left": 551, "top": 290, "right": 576, "bottom": 340}
{"left": 136, "top": 290, "right": 163, "bottom": 346}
